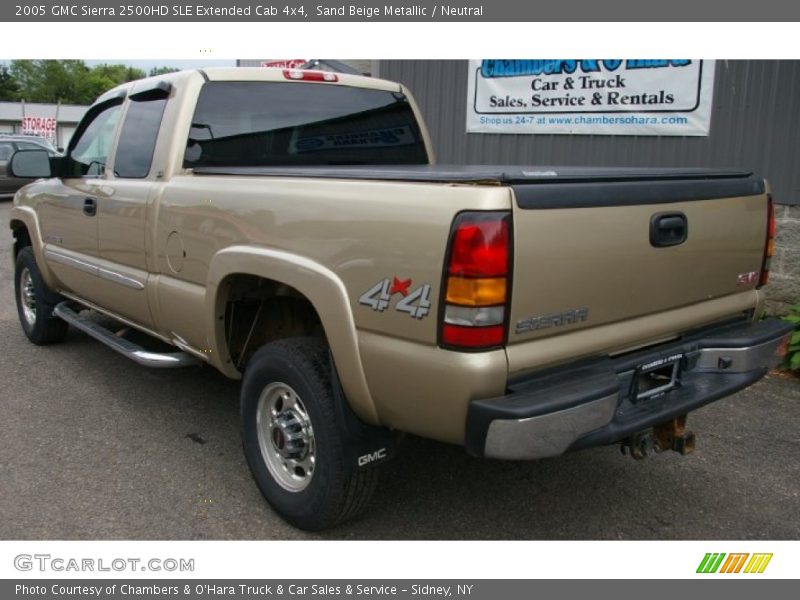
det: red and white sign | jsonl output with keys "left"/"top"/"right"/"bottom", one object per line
{"left": 261, "top": 59, "right": 307, "bottom": 69}
{"left": 21, "top": 116, "right": 57, "bottom": 140}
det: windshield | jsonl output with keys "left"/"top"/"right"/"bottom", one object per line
{"left": 184, "top": 81, "right": 429, "bottom": 167}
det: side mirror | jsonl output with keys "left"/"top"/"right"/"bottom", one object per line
{"left": 8, "top": 149, "right": 52, "bottom": 179}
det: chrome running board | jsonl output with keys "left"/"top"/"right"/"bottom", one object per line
{"left": 54, "top": 302, "right": 201, "bottom": 369}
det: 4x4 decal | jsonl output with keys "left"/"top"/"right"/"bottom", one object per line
{"left": 359, "top": 277, "right": 432, "bottom": 319}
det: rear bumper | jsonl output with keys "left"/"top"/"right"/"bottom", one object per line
{"left": 465, "top": 317, "right": 792, "bottom": 460}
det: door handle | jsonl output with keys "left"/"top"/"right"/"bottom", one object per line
{"left": 83, "top": 197, "right": 97, "bottom": 217}
{"left": 650, "top": 212, "right": 687, "bottom": 247}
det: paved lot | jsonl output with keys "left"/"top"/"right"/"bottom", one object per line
{"left": 1, "top": 201, "right": 799, "bottom": 540}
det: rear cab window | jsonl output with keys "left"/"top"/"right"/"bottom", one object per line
{"left": 114, "top": 95, "right": 168, "bottom": 178}
{"left": 184, "top": 81, "right": 429, "bottom": 167}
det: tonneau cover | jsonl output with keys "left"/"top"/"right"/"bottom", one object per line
{"left": 192, "top": 164, "right": 757, "bottom": 185}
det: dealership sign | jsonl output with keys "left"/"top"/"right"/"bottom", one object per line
{"left": 20, "top": 116, "right": 57, "bottom": 141}
{"left": 261, "top": 59, "right": 307, "bottom": 69}
{"left": 466, "top": 60, "right": 715, "bottom": 136}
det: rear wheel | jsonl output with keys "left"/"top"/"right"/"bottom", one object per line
{"left": 14, "top": 247, "right": 68, "bottom": 345}
{"left": 240, "top": 337, "right": 378, "bottom": 530}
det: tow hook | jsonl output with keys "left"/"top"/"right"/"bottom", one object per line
{"left": 621, "top": 415, "right": 696, "bottom": 459}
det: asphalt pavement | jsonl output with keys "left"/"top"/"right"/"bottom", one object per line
{"left": 1, "top": 201, "right": 799, "bottom": 540}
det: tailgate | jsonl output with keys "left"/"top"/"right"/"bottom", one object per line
{"left": 508, "top": 176, "right": 768, "bottom": 345}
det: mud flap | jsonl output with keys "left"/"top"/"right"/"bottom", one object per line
{"left": 329, "top": 354, "right": 398, "bottom": 471}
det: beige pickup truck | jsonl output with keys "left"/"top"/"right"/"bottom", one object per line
{"left": 7, "top": 67, "right": 792, "bottom": 530}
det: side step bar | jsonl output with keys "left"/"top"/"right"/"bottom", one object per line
{"left": 54, "top": 302, "right": 201, "bottom": 369}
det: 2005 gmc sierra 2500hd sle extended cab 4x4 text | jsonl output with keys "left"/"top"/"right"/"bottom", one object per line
{"left": 7, "top": 67, "right": 792, "bottom": 530}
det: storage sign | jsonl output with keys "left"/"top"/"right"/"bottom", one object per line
{"left": 20, "top": 116, "right": 57, "bottom": 141}
{"left": 467, "top": 60, "right": 715, "bottom": 136}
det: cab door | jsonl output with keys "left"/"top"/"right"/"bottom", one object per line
{"left": 36, "top": 97, "right": 124, "bottom": 302}
{"left": 95, "top": 86, "right": 171, "bottom": 329}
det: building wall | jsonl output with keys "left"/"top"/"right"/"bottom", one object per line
{"left": 771, "top": 205, "right": 800, "bottom": 315}
{"left": 378, "top": 59, "right": 800, "bottom": 314}
{"left": 0, "top": 101, "right": 89, "bottom": 149}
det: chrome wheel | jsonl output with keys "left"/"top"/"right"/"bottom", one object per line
{"left": 19, "top": 266, "right": 37, "bottom": 326}
{"left": 256, "top": 382, "right": 315, "bottom": 492}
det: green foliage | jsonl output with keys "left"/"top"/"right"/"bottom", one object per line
{"left": 11, "top": 60, "right": 92, "bottom": 104}
{"left": 149, "top": 66, "right": 179, "bottom": 77}
{"left": 5, "top": 60, "right": 151, "bottom": 104}
{"left": 782, "top": 303, "right": 800, "bottom": 371}
{"left": 0, "top": 64, "right": 20, "bottom": 101}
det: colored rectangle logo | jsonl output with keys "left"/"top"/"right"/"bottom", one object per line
{"left": 697, "top": 553, "right": 773, "bottom": 574}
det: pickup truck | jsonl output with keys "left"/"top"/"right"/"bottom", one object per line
{"left": 7, "top": 67, "right": 792, "bottom": 530}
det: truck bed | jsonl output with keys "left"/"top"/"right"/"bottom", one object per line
{"left": 192, "top": 162, "right": 769, "bottom": 354}
{"left": 193, "top": 165, "right": 764, "bottom": 208}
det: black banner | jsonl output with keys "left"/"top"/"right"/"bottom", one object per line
{"left": 3, "top": 0, "right": 800, "bottom": 21}
{"left": 4, "top": 580, "right": 799, "bottom": 600}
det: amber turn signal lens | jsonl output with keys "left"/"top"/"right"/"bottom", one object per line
{"left": 445, "top": 277, "right": 506, "bottom": 307}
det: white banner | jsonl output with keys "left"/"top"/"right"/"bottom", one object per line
{"left": 0, "top": 540, "right": 797, "bottom": 579}
{"left": 466, "top": 60, "right": 715, "bottom": 136}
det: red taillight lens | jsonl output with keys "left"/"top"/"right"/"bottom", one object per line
{"left": 449, "top": 216, "right": 509, "bottom": 277}
{"left": 759, "top": 195, "right": 775, "bottom": 287}
{"left": 442, "top": 324, "right": 505, "bottom": 348}
{"left": 440, "top": 212, "right": 511, "bottom": 351}
{"left": 768, "top": 201, "right": 776, "bottom": 238}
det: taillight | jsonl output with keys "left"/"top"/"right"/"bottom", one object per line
{"left": 758, "top": 195, "right": 775, "bottom": 287}
{"left": 440, "top": 212, "right": 511, "bottom": 350}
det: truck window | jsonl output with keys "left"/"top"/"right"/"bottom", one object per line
{"left": 184, "top": 81, "right": 429, "bottom": 167}
{"left": 114, "top": 96, "right": 167, "bottom": 178}
{"left": 70, "top": 103, "right": 122, "bottom": 177}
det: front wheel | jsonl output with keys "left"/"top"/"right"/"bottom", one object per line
{"left": 240, "top": 337, "right": 378, "bottom": 530}
{"left": 14, "top": 247, "right": 68, "bottom": 345}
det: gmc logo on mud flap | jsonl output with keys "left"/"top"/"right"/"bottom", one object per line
{"left": 358, "top": 448, "right": 387, "bottom": 467}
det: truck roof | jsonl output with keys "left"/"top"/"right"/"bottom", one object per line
{"left": 95, "top": 66, "right": 402, "bottom": 106}
{"left": 201, "top": 67, "right": 401, "bottom": 92}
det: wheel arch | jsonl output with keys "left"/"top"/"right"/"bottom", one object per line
{"left": 207, "top": 245, "right": 379, "bottom": 425}
{"left": 9, "top": 206, "right": 58, "bottom": 289}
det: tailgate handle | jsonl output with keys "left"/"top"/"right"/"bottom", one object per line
{"left": 650, "top": 212, "right": 687, "bottom": 247}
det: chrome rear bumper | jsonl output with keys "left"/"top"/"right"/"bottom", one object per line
{"left": 465, "top": 317, "right": 792, "bottom": 460}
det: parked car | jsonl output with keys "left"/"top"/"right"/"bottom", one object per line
{"left": 0, "top": 135, "right": 61, "bottom": 199}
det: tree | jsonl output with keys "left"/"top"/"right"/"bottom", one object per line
{"left": 0, "top": 64, "right": 20, "bottom": 101}
{"left": 149, "top": 66, "right": 180, "bottom": 77}
{"left": 84, "top": 64, "right": 146, "bottom": 102}
{"left": 11, "top": 60, "right": 89, "bottom": 103}
{"left": 9, "top": 60, "right": 146, "bottom": 104}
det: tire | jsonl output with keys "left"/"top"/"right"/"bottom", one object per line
{"left": 240, "top": 337, "right": 378, "bottom": 531}
{"left": 14, "top": 247, "right": 69, "bottom": 345}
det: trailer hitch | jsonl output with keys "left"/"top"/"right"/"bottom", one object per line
{"left": 621, "top": 415, "right": 696, "bottom": 459}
